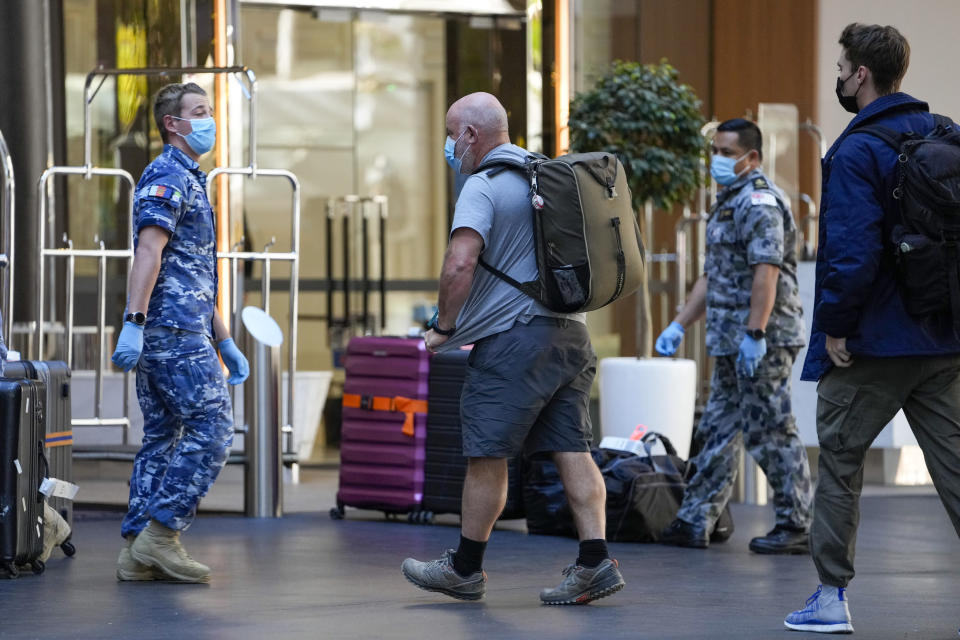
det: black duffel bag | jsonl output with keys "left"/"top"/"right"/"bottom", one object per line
{"left": 524, "top": 432, "right": 733, "bottom": 543}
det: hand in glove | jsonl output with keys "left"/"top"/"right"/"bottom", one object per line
{"left": 736, "top": 334, "right": 767, "bottom": 378}
{"left": 218, "top": 338, "right": 250, "bottom": 385}
{"left": 655, "top": 321, "right": 685, "bottom": 356}
{"left": 111, "top": 322, "right": 144, "bottom": 371}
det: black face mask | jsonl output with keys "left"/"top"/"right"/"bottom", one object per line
{"left": 836, "top": 73, "right": 861, "bottom": 114}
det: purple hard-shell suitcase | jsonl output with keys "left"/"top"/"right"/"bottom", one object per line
{"left": 331, "top": 337, "right": 431, "bottom": 522}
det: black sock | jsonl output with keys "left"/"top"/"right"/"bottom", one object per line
{"left": 452, "top": 535, "right": 487, "bottom": 576}
{"left": 577, "top": 539, "right": 609, "bottom": 568}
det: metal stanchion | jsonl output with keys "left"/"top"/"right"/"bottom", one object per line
{"left": 241, "top": 306, "right": 283, "bottom": 518}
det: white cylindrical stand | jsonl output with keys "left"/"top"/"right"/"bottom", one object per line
{"left": 599, "top": 357, "right": 698, "bottom": 458}
{"left": 242, "top": 306, "right": 284, "bottom": 518}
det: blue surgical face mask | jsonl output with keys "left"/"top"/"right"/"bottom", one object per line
{"left": 444, "top": 128, "right": 471, "bottom": 173}
{"left": 172, "top": 115, "right": 216, "bottom": 156}
{"left": 710, "top": 152, "right": 750, "bottom": 186}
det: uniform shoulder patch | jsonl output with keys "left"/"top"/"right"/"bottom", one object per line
{"left": 752, "top": 177, "right": 769, "bottom": 190}
{"left": 141, "top": 184, "right": 183, "bottom": 206}
{"left": 750, "top": 192, "right": 778, "bottom": 207}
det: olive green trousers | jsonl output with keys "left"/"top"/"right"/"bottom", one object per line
{"left": 812, "top": 354, "right": 960, "bottom": 587}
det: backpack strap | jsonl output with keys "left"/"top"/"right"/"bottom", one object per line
{"left": 849, "top": 123, "right": 906, "bottom": 151}
{"left": 477, "top": 258, "right": 545, "bottom": 303}
{"left": 473, "top": 153, "right": 550, "bottom": 305}
{"left": 933, "top": 114, "right": 955, "bottom": 130}
{"left": 474, "top": 153, "right": 547, "bottom": 177}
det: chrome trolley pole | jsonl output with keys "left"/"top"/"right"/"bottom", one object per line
{"left": 0, "top": 128, "right": 14, "bottom": 343}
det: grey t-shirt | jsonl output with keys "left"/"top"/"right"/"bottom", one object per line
{"left": 438, "top": 143, "right": 585, "bottom": 352}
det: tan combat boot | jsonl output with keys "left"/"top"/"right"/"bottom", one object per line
{"left": 116, "top": 535, "right": 156, "bottom": 581}
{"left": 129, "top": 520, "right": 211, "bottom": 583}
{"left": 41, "top": 503, "right": 71, "bottom": 563}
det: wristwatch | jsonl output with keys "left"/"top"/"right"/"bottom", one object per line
{"left": 746, "top": 327, "right": 765, "bottom": 340}
{"left": 428, "top": 311, "right": 456, "bottom": 336}
{"left": 125, "top": 312, "right": 146, "bottom": 326}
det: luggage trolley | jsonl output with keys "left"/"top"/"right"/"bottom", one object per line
{"left": 0, "top": 128, "right": 14, "bottom": 346}
{"left": 325, "top": 195, "right": 388, "bottom": 360}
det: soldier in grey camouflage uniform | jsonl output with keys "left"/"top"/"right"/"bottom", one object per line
{"left": 111, "top": 83, "right": 249, "bottom": 582}
{"left": 655, "top": 118, "right": 813, "bottom": 553}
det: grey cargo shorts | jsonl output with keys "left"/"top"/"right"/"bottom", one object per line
{"left": 460, "top": 316, "right": 596, "bottom": 458}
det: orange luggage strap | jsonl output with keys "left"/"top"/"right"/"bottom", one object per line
{"left": 342, "top": 393, "right": 428, "bottom": 437}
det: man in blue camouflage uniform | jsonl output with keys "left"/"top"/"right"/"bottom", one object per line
{"left": 655, "top": 118, "right": 813, "bottom": 553}
{"left": 111, "top": 82, "right": 249, "bottom": 583}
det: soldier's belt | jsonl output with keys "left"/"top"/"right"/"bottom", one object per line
{"left": 341, "top": 393, "right": 427, "bottom": 437}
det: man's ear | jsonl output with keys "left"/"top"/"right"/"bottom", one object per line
{"left": 163, "top": 114, "right": 179, "bottom": 138}
{"left": 465, "top": 124, "right": 478, "bottom": 144}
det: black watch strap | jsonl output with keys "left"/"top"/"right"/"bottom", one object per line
{"left": 431, "top": 320, "right": 456, "bottom": 336}
{"left": 125, "top": 312, "right": 146, "bottom": 326}
{"left": 428, "top": 310, "right": 456, "bottom": 336}
{"left": 746, "top": 327, "right": 765, "bottom": 340}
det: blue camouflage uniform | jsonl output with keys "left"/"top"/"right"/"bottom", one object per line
{"left": 676, "top": 168, "right": 813, "bottom": 532}
{"left": 121, "top": 144, "right": 233, "bottom": 538}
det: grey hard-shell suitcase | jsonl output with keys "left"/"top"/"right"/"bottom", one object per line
{"left": 4, "top": 361, "right": 73, "bottom": 526}
{"left": 0, "top": 378, "right": 47, "bottom": 577}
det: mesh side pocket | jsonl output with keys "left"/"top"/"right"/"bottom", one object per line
{"left": 551, "top": 265, "right": 587, "bottom": 308}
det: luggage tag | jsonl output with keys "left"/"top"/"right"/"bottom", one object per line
{"left": 40, "top": 477, "right": 79, "bottom": 501}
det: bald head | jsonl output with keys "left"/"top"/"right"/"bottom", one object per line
{"left": 445, "top": 92, "right": 511, "bottom": 174}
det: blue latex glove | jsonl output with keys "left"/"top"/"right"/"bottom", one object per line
{"left": 111, "top": 322, "right": 144, "bottom": 371}
{"left": 736, "top": 334, "right": 767, "bottom": 377}
{"left": 655, "top": 321, "right": 685, "bottom": 356}
{"left": 218, "top": 338, "right": 249, "bottom": 385}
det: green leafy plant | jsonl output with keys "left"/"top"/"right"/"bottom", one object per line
{"left": 568, "top": 60, "right": 705, "bottom": 211}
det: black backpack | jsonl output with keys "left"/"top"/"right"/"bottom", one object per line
{"left": 473, "top": 152, "right": 646, "bottom": 313}
{"left": 853, "top": 114, "right": 960, "bottom": 329}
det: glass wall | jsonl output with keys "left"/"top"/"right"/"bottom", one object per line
{"left": 239, "top": 7, "right": 449, "bottom": 369}
{"left": 58, "top": 2, "right": 530, "bottom": 371}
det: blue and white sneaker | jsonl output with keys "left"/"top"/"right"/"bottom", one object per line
{"left": 784, "top": 585, "right": 854, "bottom": 634}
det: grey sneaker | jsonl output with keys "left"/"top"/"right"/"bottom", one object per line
{"left": 401, "top": 549, "right": 486, "bottom": 601}
{"left": 540, "top": 558, "right": 625, "bottom": 605}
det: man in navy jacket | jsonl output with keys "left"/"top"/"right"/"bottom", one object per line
{"left": 784, "top": 23, "right": 960, "bottom": 634}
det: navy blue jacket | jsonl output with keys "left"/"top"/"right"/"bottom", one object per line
{"left": 801, "top": 93, "right": 960, "bottom": 381}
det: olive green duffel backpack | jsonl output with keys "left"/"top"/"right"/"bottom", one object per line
{"left": 476, "top": 151, "right": 645, "bottom": 313}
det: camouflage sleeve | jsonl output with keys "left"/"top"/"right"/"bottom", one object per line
{"left": 740, "top": 193, "right": 784, "bottom": 266}
{"left": 135, "top": 176, "right": 185, "bottom": 234}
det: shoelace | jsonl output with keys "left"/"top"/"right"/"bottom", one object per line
{"left": 805, "top": 586, "right": 823, "bottom": 607}
{"left": 560, "top": 564, "right": 582, "bottom": 578}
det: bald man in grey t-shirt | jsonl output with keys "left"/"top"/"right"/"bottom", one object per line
{"left": 401, "top": 92, "right": 625, "bottom": 606}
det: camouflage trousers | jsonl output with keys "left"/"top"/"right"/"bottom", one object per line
{"left": 676, "top": 346, "right": 813, "bottom": 531}
{"left": 121, "top": 327, "right": 233, "bottom": 538}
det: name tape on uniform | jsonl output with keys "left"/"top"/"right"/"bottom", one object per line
{"left": 750, "top": 192, "right": 778, "bottom": 207}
